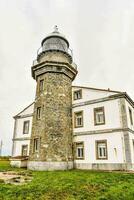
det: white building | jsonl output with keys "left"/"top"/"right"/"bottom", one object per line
{"left": 11, "top": 85, "right": 134, "bottom": 170}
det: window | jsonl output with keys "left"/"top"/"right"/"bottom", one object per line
{"left": 23, "top": 121, "right": 30, "bottom": 134}
{"left": 96, "top": 140, "right": 108, "bottom": 159}
{"left": 21, "top": 145, "right": 28, "bottom": 156}
{"left": 129, "top": 107, "right": 133, "bottom": 125}
{"left": 39, "top": 79, "right": 44, "bottom": 92}
{"left": 132, "top": 141, "right": 134, "bottom": 157}
{"left": 37, "top": 107, "right": 41, "bottom": 119}
{"left": 94, "top": 107, "right": 105, "bottom": 125}
{"left": 33, "top": 138, "right": 40, "bottom": 153}
{"left": 74, "top": 90, "right": 82, "bottom": 100}
{"left": 74, "top": 111, "right": 83, "bottom": 127}
{"left": 75, "top": 142, "right": 84, "bottom": 159}
{"left": 114, "top": 148, "right": 117, "bottom": 157}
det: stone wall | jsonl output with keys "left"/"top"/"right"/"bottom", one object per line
{"left": 29, "top": 72, "right": 74, "bottom": 164}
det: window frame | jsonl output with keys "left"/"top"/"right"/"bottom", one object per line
{"left": 74, "top": 111, "right": 83, "bottom": 128}
{"left": 75, "top": 142, "right": 84, "bottom": 160}
{"left": 21, "top": 145, "right": 28, "bottom": 156}
{"left": 23, "top": 120, "right": 30, "bottom": 134}
{"left": 132, "top": 140, "right": 134, "bottom": 156}
{"left": 37, "top": 107, "right": 41, "bottom": 120}
{"left": 96, "top": 140, "right": 108, "bottom": 160}
{"left": 39, "top": 79, "right": 44, "bottom": 92}
{"left": 73, "top": 89, "right": 82, "bottom": 100}
{"left": 129, "top": 107, "right": 133, "bottom": 125}
{"left": 94, "top": 106, "right": 105, "bottom": 126}
{"left": 33, "top": 138, "right": 40, "bottom": 153}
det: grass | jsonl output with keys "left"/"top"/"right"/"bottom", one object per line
{"left": 0, "top": 161, "right": 134, "bottom": 200}
{"left": 0, "top": 160, "right": 12, "bottom": 171}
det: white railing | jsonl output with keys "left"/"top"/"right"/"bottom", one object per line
{"left": 33, "top": 59, "right": 38, "bottom": 66}
{"left": 72, "top": 62, "right": 77, "bottom": 70}
{"left": 32, "top": 46, "right": 74, "bottom": 66}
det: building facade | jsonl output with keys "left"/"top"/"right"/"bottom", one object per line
{"left": 11, "top": 28, "right": 134, "bottom": 171}
{"left": 11, "top": 86, "right": 134, "bottom": 170}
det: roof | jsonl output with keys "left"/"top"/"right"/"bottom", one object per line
{"left": 13, "top": 102, "right": 34, "bottom": 119}
{"left": 72, "top": 85, "right": 123, "bottom": 94}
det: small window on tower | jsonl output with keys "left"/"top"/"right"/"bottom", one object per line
{"left": 23, "top": 121, "right": 30, "bottom": 134}
{"left": 37, "top": 107, "right": 41, "bottom": 119}
{"left": 94, "top": 107, "right": 105, "bottom": 125}
{"left": 73, "top": 89, "right": 82, "bottom": 100}
{"left": 74, "top": 111, "right": 83, "bottom": 128}
{"left": 39, "top": 79, "right": 44, "bottom": 92}
{"left": 33, "top": 138, "right": 40, "bottom": 153}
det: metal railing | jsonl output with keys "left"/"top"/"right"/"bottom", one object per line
{"left": 32, "top": 45, "right": 74, "bottom": 67}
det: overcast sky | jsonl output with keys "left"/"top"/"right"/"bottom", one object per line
{"left": 1, "top": 0, "right": 134, "bottom": 155}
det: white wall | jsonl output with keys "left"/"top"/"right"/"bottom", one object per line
{"left": 12, "top": 103, "right": 33, "bottom": 157}
{"left": 73, "top": 99, "right": 121, "bottom": 132}
{"left": 12, "top": 140, "right": 30, "bottom": 157}
{"left": 128, "top": 132, "right": 134, "bottom": 163}
{"left": 15, "top": 116, "right": 32, "bottom": 139}
{"left": 73, "top": 132, "right": 124, "bottom": 163}
{"left": 125, "top": 100, "right": 134, "bottom": 131}
{"left": 72, "top": 87, "right": 117, "bottom": 104}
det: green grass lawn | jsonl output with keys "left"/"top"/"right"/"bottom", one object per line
{"left": 1, "top": 161, "right": 134, "bottom": 200}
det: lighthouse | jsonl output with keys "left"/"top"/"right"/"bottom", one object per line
{"left": 28, "top": 26, "right": 77, "bottom": 170}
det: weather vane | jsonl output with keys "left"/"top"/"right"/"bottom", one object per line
{"left": 54, "top": 25, "right": 58, "bottom": 32}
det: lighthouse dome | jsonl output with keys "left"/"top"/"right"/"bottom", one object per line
{"left": 41, "top": 26, "right": 69, "bottom": 53}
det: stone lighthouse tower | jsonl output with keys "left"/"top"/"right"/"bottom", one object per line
{"left": 28, "top": 26, "right": 77, "bottom": 170}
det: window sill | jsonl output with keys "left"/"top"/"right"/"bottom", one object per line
{"left": 74, "top": 125, "right": 83, "bottom": 128}
{"left": 75, "top": 157, "right": 84, "bottom": 160}
{"left": 94, "top": 123, "right": 105, "bottom": 126}
{"left": 96, "top": 157, "right": 108, "bottom": 160}
{"left": 73, "top": 98, "right": 82, "bottom": 101}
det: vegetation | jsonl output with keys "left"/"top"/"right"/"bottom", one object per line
{"left": 0, "top": 161, "right": 134, "bottom": 200}
{"left": 0, "top": 160, "right": 12, "bottom": 171}
{"left": 0, "top": 156, "right": 10, "bottom": 161}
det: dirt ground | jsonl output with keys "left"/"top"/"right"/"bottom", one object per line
{"left": 0, "top": 171, "right": 32, "bottom": 184}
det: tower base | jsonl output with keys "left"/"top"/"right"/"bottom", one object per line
{"left": 27, "top": 161, "right": 73, "bottom": 171}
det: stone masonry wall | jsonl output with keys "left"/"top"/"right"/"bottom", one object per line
{"left": 29, "top": 71, "right": 73, "bottom": 162}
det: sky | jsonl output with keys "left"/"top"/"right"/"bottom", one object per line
{"left": 1, "top": 0, "right": 134, "bottom": 155}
